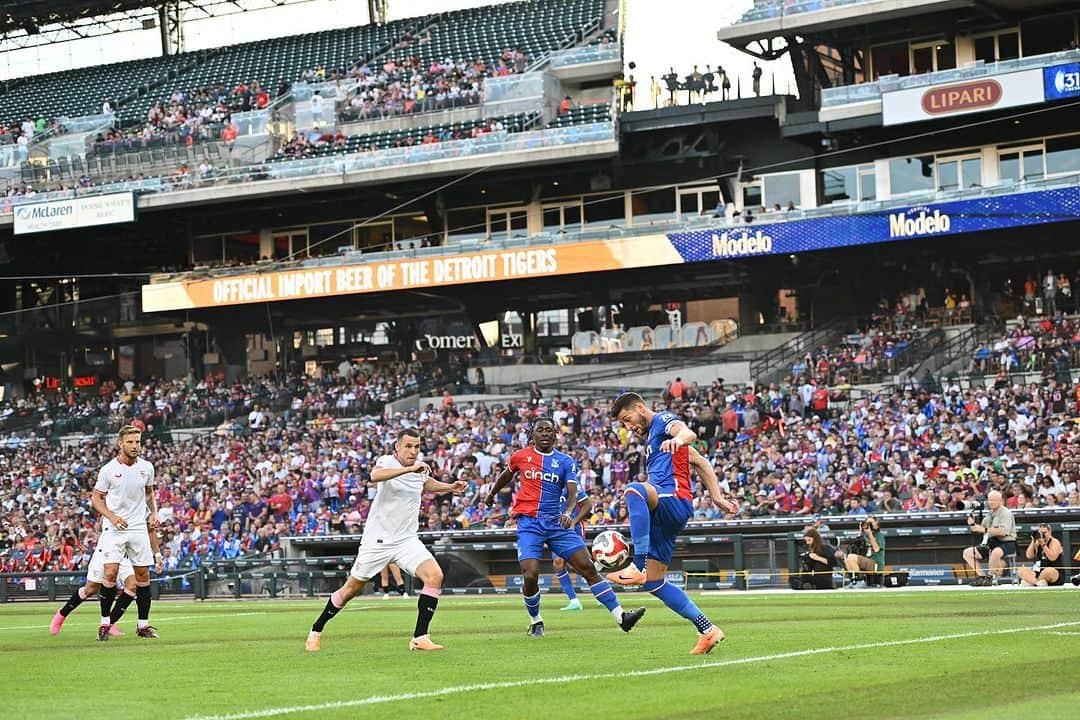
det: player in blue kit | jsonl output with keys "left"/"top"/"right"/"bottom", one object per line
{"left": 486, "top": 418, "right": 645, "bottom": 637}
{"left": 552, "top": 483, "right": 592, "bottom": 610}
{"left": 608, "top": 392, "right": 738, "bottom": 654}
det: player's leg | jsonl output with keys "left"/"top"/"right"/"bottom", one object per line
{"left": 388, "top": 562, "right": 407, "bottom": 597}
{"left": 52, "top": 548, "right": 105, "bottom": 634}
{"left": 608, "top": 481, "right": 657, "bottom": 584}
{"left": 377, "top": 566, "right": 389, "bottom": 598}
{"left": 98, "top": 562, "right": 120, "bottom": 641}
{"left": 128, "top": 531, "right": 157, "bottom": 637}
{"left": 400, "top": 539, "right": 445, "bottom": 650}
{"left": 552, "top": 554, "right": 581, "bottom": 610}
{"left": 643, "top": 498, "right": 724, "bottom": 654}
{"left": 564, "top": 546, "right": 645, "bottom": 633}
{"left": 108, "top": 562, "right": 137, "bottom": 636}
{"left": 307, "top": 575, "right": 365, "bottom": 651}
{"left": 516, "top": 517, "right": 546, "bottom": 636}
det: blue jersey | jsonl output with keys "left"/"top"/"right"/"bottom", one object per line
{"left": 510, "top": 447, "right": 578, "bottom": 519}
{"left": 558, "top": 484, "right": 588, "bottom": 517}
{"left": 645, "top": 410, "right": 693, "bottom": 500}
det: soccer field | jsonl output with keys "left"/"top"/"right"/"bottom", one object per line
{"left": 4, "top": 589, "right": 1078, "bottom": 720}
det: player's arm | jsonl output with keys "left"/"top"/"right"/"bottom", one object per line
{"left": 149, "top": 527, "right": 163, "bottom": 573}
{"left": 371, "top": 461, "right": 430, "bottom": 483}
{"left": 660, "top": 418, "right": 696, "bottom": 453}
{"left": 569, "top": 492, "right": 593, "bottom": 528}
{"left": 424, "top": 476, "right": 468, "bottom": 494}
{"left": 484, "top": 467, "right": 515, "bottom": 506}
{"left": 688, "top": 446, "right": 737, "bottom": 514}
{"left": 145, "top": 476, "right": 160, "bottom": 528}
{"left": 92, "top": 489, "right": 127, "bottom": 530}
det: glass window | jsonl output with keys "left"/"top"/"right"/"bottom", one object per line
{"left": 822, "top": 166, "right": 857, "bottom": 204}
{"left": 315, "top": 328, "right": 334, "bottom": 347}
{"left": 859, "top": 168, "right": 876, "bottom": 201}
{"left": 998, "top": 32, "right": 1019, "bottom": 60}
{"left": 1000, "top": 152, "right": 1021, "bottom": 182}
{"left": 937, "top": 160, "right": 959, "bottom": 191}
{"left": 912, "top": 46, "right": 933, "bottom": 74}
{"left": 742, "top": 184, "right": 762, "bottom": 209}
{"left": 889, "top": 156, "right": 935, "bottom": 195}
{"left": 1021, "top": 16, "right": 1075, "bottom": 56}
{"left": 1046, "top": 135, "right": 1080, "bottom": 175}
{"left": 1024, "top": 150, "right": 1045, "bottom": 180}
{"left": 973, "top": 35, "right": 996, "bottom": 64}
{"left": 871, "top": 41, "right": 909, "bottom": 78}
{"left": 962, "top": 157, "right": 982, "bottom": 187}
{"left": 763, "top": 173, "right": 801, "bottom": 208}
{"left": 935, "top": 43, "right": 956, "bottom": 71}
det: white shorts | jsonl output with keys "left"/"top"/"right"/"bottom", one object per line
{"left": 87, "top": 544, "right": 135, "bottom": 585}
{"left": 96, "top": 527, "right": 154, "bottom": 568}
{"left": 350, "top": 537, "right": 434, "bottom": 582}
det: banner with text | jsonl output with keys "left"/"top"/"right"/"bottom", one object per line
{"left": 142, "top": 185, "right": 1080, "bottom": 312}
{"left": 882, "top": 68, "right": 1045, "bottom": 126}
{"left": 13, "top": 192, "right": 135, "bottom": 235}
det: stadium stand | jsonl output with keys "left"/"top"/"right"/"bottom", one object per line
{"left": 548, "top": 102, "right": 611, "bottom": 127}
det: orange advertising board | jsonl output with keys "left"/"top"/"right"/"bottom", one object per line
{"left": 141, "top": 236, "right": 683, "bottom": 312}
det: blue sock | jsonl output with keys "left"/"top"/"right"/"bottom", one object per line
{"left": 523, "top": 591, "right": 542, "bottom": 622}
{"left": 588, "top": 580, "right": 620, "bottom": 613}
{"left": 555, "top": 570, "right": 577, "bottom": 600}
{"left": 624, "top": 482, "right": 651, "bottom": 571}
{"left": 645, "top": 579, "right": 714, "bottom": 633}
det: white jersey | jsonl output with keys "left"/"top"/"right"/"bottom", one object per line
{"left": 93, "top": 457, "right": 155, "bottom": 532}
{"left": 361, "top": 454, "right": 426, "bottom": 547}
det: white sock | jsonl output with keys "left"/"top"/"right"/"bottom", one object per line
{"left": 609, "top": 606, "right": 624, "bottom": 623}
{"left": 531, "top": 615, "right": 543, "bottom": 625}
{"left": 100, "top": 616, "right": 110, "bottom": 626}
{"left": 137, "top": 619, "right": 149, "bottom": 629}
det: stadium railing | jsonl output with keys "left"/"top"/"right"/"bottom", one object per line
{"left": 735, "top": 0, "right": 879, "bottom": 24}
{"left": 548, "top": 43, "right": 621, "bottom": 70}
{"left": 821, "top": 47, "right": 1080, "bottom": 108}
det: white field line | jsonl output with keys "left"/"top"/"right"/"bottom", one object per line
{"left": 180, "top": 619, "right": 1080, "bottom": 720}
{"left": 1046, "top": 631, "right": 1080, "bottom": 636}
{"left": 0, "top": 611, "right": 267, "bottom": 632}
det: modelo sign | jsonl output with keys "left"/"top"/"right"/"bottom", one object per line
{"left": 883, "top": 68, "right": 1045, "bottom": 126}
{"left": 13, "top": 192, "right": 136, "bottom": 235}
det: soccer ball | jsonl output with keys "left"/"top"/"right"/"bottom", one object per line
{"left": 591, "top": 530, "right": 631, "bottom": 571}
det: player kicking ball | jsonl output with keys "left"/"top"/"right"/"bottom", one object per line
{"left": 485, "top": 419, "right": 645, "bottom": 637}
{"left": 551, "top": 482, "right": 593, "bottom": 611}
{"left": 608, "top": 393, "right": 738, "bottom": 654}
{"left": 306, "top": 428, "right": 467, "bottom": 652}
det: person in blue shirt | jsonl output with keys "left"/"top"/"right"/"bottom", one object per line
{"left": 551, "top": 483, "right": 593, "bottom": 611}
{"left": 608, "top": 392, "right": 738, "bottom": 655}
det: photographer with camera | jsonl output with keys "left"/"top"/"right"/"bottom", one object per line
{"left": 1017, "top": 524, "right": 1065, "bottom": 587}
{"left": 843, "top": 515, "right": 884, "bottom": 587}
{"left": 962, "top": 490, "right": 1017, "bottom": 586}
{"left": 792, "top": 528, "right": 836, "bottom": 590}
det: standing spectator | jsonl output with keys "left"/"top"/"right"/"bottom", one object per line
{"left": 752, "top": 62, "right": 762, "bottom": 96}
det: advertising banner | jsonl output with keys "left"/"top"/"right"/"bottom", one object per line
{"left": 1044, "top": 61, "right": 1080, "bottom": 101}
{"left": 13, "top": 192, "right": 135, "bottom": 235}
{"left": 143, "top": 185, "right": 1080, "bottom": 312}
{"left": 882, "top": 68, "right": 1044, "bottom": 126}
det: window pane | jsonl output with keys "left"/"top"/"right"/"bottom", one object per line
{"left": 564, "top": 205, "right": 582, "bottom": 226}
{"left": 871, "top": 41, "right": 908, "bottom": 78}
{"left": 889, "top": 156, "right": 935, "bottom": 195}
{"left": 542, "top": 207, "right": 562, "bottom": 228}
{"left": 961, "top": 157, "right": 982, "bottom": 187}
{"left": 998, "top": 32, "right": 1019, "bottom": 60}
{"left": 935, "top": 43, "right": 956, "bottom": 71}
{"left": 912, "top": 46, "right": 933, "bottom": 74}
{"left": 1021, "top": 17, "right": 1074, "bottom": 56}
{"left": 701, "top": 191, "right": 720, "bottom": 214}
{"left": 680, "top": 193, "right": 700, "bottom": 215}
{"left": 1023, "top": 150, "right": 1044, "bottom": 180}
{"left": 859, "top": 170, "right": 876, "bottom": 201}
{"left": 973, "top": 36, "right": 996, "bottom": 63}
{"left": 999, "top": 152, "right": 1020, "bottom": 182}
{"left": 742, "top": 184, "right": 762, "bottom": 209}
{"left": 822, "top": 166, "right": 857, "bottom": 204}
{"left": 937, "top": 160, "right": 959, "bottom": 191}
{"left": 1046, "top": 135, "right": 1080, "bottom": 175}
{"left": 763, "top": 173, "right": 801, "bottom": 208}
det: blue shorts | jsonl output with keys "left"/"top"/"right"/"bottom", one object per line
{"left": 648, "top": 496, "right": 693, "bottom": 565}
{"left": 516, "top": 515, "right": 587, "bottom": 562}
{"left": 552, "top": 523, "right": 585, "bottom": 559}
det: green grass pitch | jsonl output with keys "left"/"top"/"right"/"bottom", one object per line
{"left": 3, "top": 589, "right": 1078, "bottom": 719}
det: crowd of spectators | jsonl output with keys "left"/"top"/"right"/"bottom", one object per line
{"left": 3, "top": 358, "right": 1078, "bottom": 575}
{"left": 971, "top": 312, "right": 1077, "bottom": 379}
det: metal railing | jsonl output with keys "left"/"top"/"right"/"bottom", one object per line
{"left": 749, "top": 317, "right": 845, "bottom": 385}
{"left": 549, "top": 42, "right": 621, "bottom": 69}
{"left": 736, "top": 0, "right": 883, "bottom": 24}
{"left": 822, "top": 47, "right": 1080, "bottom": 107}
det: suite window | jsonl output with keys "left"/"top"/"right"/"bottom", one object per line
{"left": 889, "top": 156, "right": 935, "bottom": 195}
{"left": 911, "top": 41, "right": 956, "bottom": 74}
{"left": 1046, "top": 134, "right": 1080, "bottom": 175}
{"left": 999, "top": 146, "right": 1045, "bottom": 182}
{"left": 822, "top": 165, "right": 875, "bottom": 204}
{"left": 973, "top": 30, "right": 1020, "bottom": 64}
{"left": 762, "top": 173, "right": 801, "bottom": 209}
{"left": 870, "top": 41, "right": 908, "bottom": 79}
{"left": 936, "top": 154, "right": 982, "bottom": 191}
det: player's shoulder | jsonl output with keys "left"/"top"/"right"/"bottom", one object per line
{"left": 552, "top": 449, "right": 576, "bottom": 466}
{"left": 509, "top": 447, "right": 533, "bottom": 463}
{"left": 375, "top": 453, "right": 402, "bottom": 468}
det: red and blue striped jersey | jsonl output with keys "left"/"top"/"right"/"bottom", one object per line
{"left": 509, "top": 447, "right": 577, "bottom": 519}
{"left": 646, "top": 410, "right": 692, "bottom": 500}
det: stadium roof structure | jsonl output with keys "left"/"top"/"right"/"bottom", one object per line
{"left": 0, "top": 0, "right": 321, "bottom": 52}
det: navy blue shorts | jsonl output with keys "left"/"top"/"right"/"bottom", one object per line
{"left": 516, "top": 515, "right": 587, "bottom": 562}
{"left": 648, "top": 496, "right": 693, "bottom": 565}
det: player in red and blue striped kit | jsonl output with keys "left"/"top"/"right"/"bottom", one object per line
{"left": 608, "top": 392, "right": 738, "bottom": 654}
{"left": 486, "top": 418, "right": 645, "bottom": 637}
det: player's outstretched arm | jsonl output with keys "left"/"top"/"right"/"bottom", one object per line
{"left": 484, "top": 468, "right": 515, "bottom": 505}
{"left": 688, "top": 446, "right": 736, "bottom": 514}
{"left": 372, "top": 462, "right": 430, "bottom": 483}
{"left": 424, "top": 477, "right": 468, "bottom": 494}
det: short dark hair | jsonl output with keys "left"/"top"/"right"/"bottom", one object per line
{"left": 397, "top": 428, "right": 421, "bottom": 442}
{"left": 532, "top": 417, "right": 555, "bottom": 432}
{"left": 610, "top": 392, "right": 644, "bottom": 418}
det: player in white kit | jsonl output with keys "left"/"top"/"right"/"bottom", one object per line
{"left": 306, "top": 428, "right": 467, "bottom": 652}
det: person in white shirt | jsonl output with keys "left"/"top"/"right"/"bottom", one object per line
{"left": 51, "top": 425, "right": 160, "bottom": 641}
{"left": 306, "top": 428, "right": 467, "bottom": 652}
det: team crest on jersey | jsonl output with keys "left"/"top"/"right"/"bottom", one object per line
{"left": 551, "top": 460, "right": 560, "bottom": 468}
